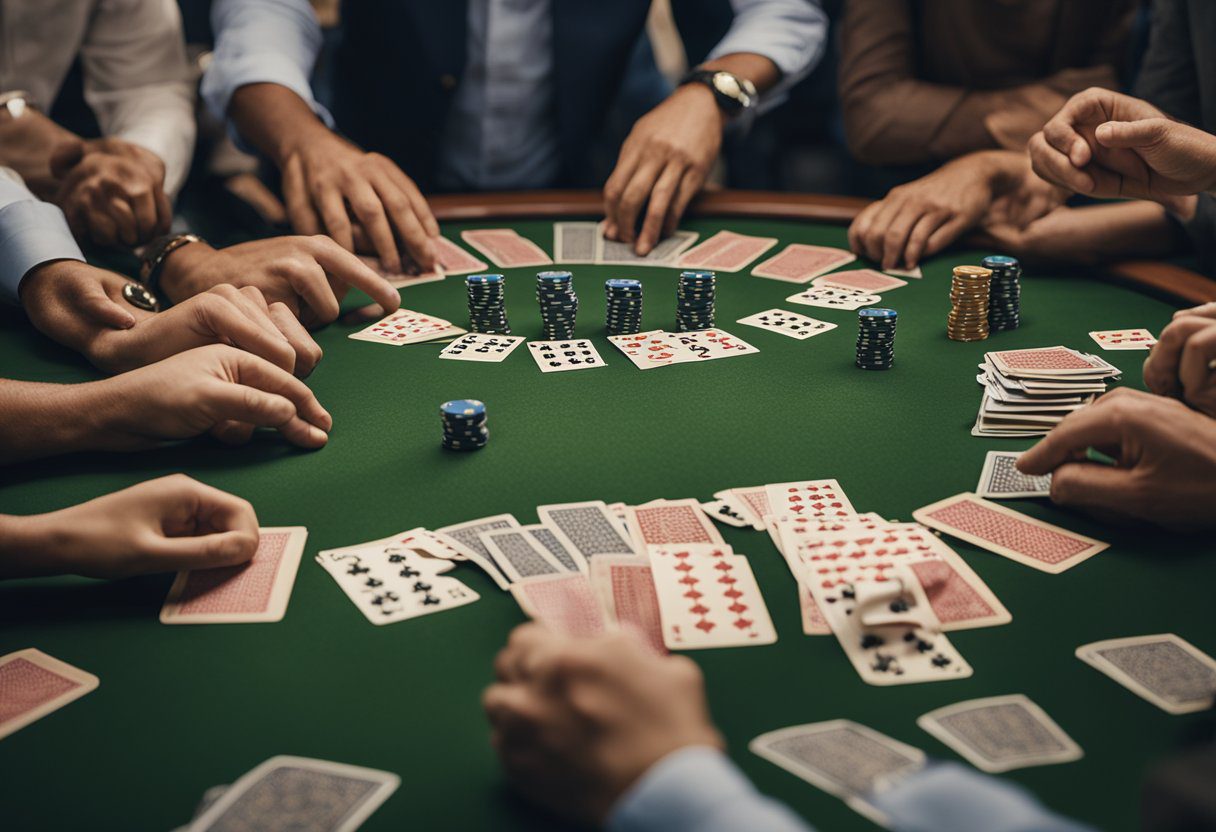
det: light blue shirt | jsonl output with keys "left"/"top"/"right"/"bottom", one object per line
{"left": 202, "top": 0, "right": 827, "bottom": 190}
{"left": 0, "top": 170, "right": 85, "bottom": 303}
{"left": 608, "top": 748, "right": 1093, "bottom": 832}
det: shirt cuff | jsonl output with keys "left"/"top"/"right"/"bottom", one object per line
{"left": 609, "top": 746, "right": 812, "bottom": 832}
{"left": 0, "top": 201, "right": 85, "bottom": 304}
{"left": 705, "top": 5, "right": 828, "bottom": 110}
{"left": 867, "top": 762, "right": 1095, "bottom": 832}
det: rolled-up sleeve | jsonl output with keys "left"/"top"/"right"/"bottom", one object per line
{"left": 201, "top": 0, "right": 332, "bottom": 128}
{"left": 609, "top": 746, "right": 814, "bottom": 832}
{"left": 0, "top": 171, "right": 84, "bottom": 304}
{"left": 706, "top": 0, "right": 828, "bottom": 106}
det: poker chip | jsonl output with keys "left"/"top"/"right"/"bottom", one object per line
{"left": 605, "top": 278, "right": 643, "bottom": 336}
{"left": 856, "top": 307, "right": 897, "bottom": 370}
{"left": 947, "top": 265, "right": 992, "bottom": 342}
{"left": 677, "top": 270, "right": 716, "bottom": 332}
{"left": 440, "top": 398, "right": 488, "bottom": 451}
{"left": 982, "top": 255, "right": 1021, "bottom": 333}
{"left": 466, "top": 274, "right": 510, "bottom": 334}
{"left": 536, "top": 270, "right": 577, "bottom": 339}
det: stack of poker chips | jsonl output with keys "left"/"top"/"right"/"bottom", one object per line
{"left": 536, "top": 271, "right": 578, "bottom": 339}
{"left": 982, "top": 255, "right": 1022, "bottom": 333}
{"left": 604, "top": 278, "right": 643, "bottom": 336}
{"left": 676, "top": 270, "right": 716, "bottom": 332}
{"left": 856, "top": 308, "right": 898, "bottom": 370}
{"left": 466, "top": 274, "right": 510, "bottom": 334}
{"left": 440, "top": 399, "right": 488, "bottom": 451}
{"left": 947, "top": 265, "right": 993, "bottom": 342}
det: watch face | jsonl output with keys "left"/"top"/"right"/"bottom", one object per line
{"left": 712, "top": 72, "right": 754, "bottom": 109}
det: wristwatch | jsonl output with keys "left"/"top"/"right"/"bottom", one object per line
{"left": 139, "top": 233, "right": 203, "bottom": 296}
{"left": 0, "top": 90, "right": 34, "bottom": 121}
{"left": 678, "top": 69, "right": 757, "bottom": 117}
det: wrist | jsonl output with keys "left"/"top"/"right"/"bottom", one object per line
{"left": 156, "top": 239, "right": 218, "bottom": 302}
{"left": 1161, "top": 193, "right": 1199, "bottom": 222}
{"left": 271, "top": 115, "right": 335, "bottom": 169}
{"left": 672, "top": 82, "right": 729, "bottom": 132}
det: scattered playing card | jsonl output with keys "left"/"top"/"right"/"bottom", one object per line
{"left": 884, "top": 265, "right": 922, "bottom": 278}
{"left": 814, "top": 269, "right": 908, "bottom": 294}
{"left": 511, "top": 572, "right": 606, "bottom": 636}
{"left": 1076, "top": 634, "right": 1216, "bottom": 714}
{"left": 522, "top": 524, "right": 583, "bottom": 573}
{"left": 553, "top": 222, "right": 600, "bottom": 264}
{"left": 315, "top": 543, "right": 478, "bottom": 625}
{"left": 672, "top": 329, "right": 759, "bottom": 361}
{"left": 736, "top": 309, "right": 837, "bottom": 340}
{"left": 357, "top": 255, "right": 443, "bottom": 289}
{"left": 751, "top": 243, "right": 856, "bottom": 283}
{"left": 1088, "top": 328, "right": 1157, "bottom": 350}
{"left": 626, "top": 498, "right": 725, "bottom": 553}
{"left": 976, "top": 451, "right": 1052, "bottom": 499}
{"left": 679, "top": 230, "right": 779, "bottom": 272}
{"left": 786, "top": 285, "right": 880, "bottom": 311}
{"left": 436, "top": 515, "right": 520, "bottom": 589}
{"left": 649, "top": 544, "right": 777, "bottom": 650}
{"left": 598, "top": 224, "right": 698, "bottom": 265}
{"left": 913, "top": 493, "right": 1108, "bottom": 574}
{"left": 589, "top": 556, "right": 666, "bottom": 654}
{"left": 989, "top": 346, "right": 1118, "bottom": 377}
{"left": 700, "top": 499, "right": 751, "bottom": 528}
{"left": 187, "top": 756, "right": 399, "bottom": 832}
{"left": 0, "top": 649, "right": 98, "bottom": 741}
{"left": 537, "top": 501, "right": 636, "bottom": 567}
{"left": 766, "top": 479, "right": 857, "bottom": 522}
{"left": 480, "top": 528, "right": 566, "bottom": 582}
{"left": 527, "top": 339, "right": 607, "bottom": 372}
{"left": 461, "top": 228, "right": 552, "bottom": 268}
{"left": 434, "top": 235, "right": 489, "bottom": 275}
{"left": 917, "top": 695, "right": 1082, "bottom": 773}
{"left": 349, "top": 308, "right": 463, "bottom": 345}
{"left": 160, "top": 527, "right": 307, "bottom": 624}
{"left": 439, "top": 332, "right": 525, "bottom": 363}
{"left": 608, "top": 330, "right": 691, "bottom": 370}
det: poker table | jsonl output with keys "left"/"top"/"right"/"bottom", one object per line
{"left": 3, "top": 190, "right": 1216, "bottom": 832}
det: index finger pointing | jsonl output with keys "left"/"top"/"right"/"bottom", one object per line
{"left": 307, "top": 236, "right": 401, "bottom": 314}
{"left": 1016, "top": 404, "right": 1124, "bottom": 475}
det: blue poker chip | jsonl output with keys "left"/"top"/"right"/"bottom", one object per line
{"left": 466, "top": 273, "right": 504, "bottom": 285}
{"left": 441, "top": 399, "right": 486, "bottom": 418}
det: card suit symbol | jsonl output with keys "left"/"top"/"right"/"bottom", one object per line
{"left": 695, "top": 618, "right": 716, "bottom": 633}
{"left": 728, "top": 602, "right": 749, "bottom": 615}
{"left": 931, "top": 654, "right": 953, "bottom": 668}
{"left": 412, "top": 581, "right": 433, "bottom": 593}
{"left": 712, "top": 561, "right": 732, "bottom": 572}
{"left": 388, "top": 553, "right": 405, "bottom": 563}
{"left": 399, "top": 566, "right": 421, "bottom": 578}
{"left": 690, "top": 604, "right": 710, "bottom": 616}
{"left": 422, "top": 594, "right": 440, "bottom": 606}
{"left": 732, "top": 617, "right": 753, "bottom": 630}
{"left": 724, "top": 588, "right": 743, "bottom": 600}
{"left": 861, "top": 634, "right": 884, "bottom": 649}
{"left": 364, "top": 577, "right": 384, "bottom": 588}
{"left": 346, "top": 564, "right": 370, "bottom": 576}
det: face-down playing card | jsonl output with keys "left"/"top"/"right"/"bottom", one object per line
{"left": 917, "top": 694, "right": 1082, "bottom": 773}
{"left": 0, "top": 649, "right": 99, "bottom": 741}
{"left": 1075, "top": 633, "right": 1216, "bottom": 714}
{"left": 536, "top": 500, "right": 636, "bottom": 567}
{"left": 510, "top": 572, "right": 606, "bottom": 637}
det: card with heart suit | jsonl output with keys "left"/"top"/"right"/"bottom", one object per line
{"left": 679, "top": 230, "right": 779, "bottom": 272}
{"left": 436, "top": 514, "right": 519, "bottom": 589}
{"left": 917, "top": 695, "right": 1082, "bottom": 773}
{"left": 460, "top": 228, "right": 552, "bottom": 267}
{"left": 434, "top": 235, "right": 489, "bottom": 275}
{"left": 1075, "top": 633, "right": 1216, "bottom": 714}
{"left": 480, "top": 528, "right": 567, "bottom": 582}
{"left": 913, "top": 493, "right": 1108, "bottom": 574}
{"left": 349, "top": 308, "right": 463, "bottom": 345}
{"left": 187, "top": 756, "right": 399, "bottom": 832}
{"left": 315, "top": 545, "right": 478, "bottom": 625}
{"left": 511, "top": 572, "right": 607, "bottom": 637}
{"left": 814, "top": 269, "right": 908, "bottom": 294}
{"left": 736, "top": 309, "right": 838, "bottom": 340}
{"left": 527, "top": 339, "right": 607, "bottom": 372}
{"left": 439, "top": 332, "right": 526, "bottom": 362}
{"left": 626, "top": 498, "right": 724, "bottom": 553}
{"left": 553, "top": 222, "right": 600, "bottom": 264}
{"left": 750, "top": 244, "right": 856, "bottom": 283}
{"left": 608, "top": 330, "right": 691, "bottom": 369}
{"left": 589, "top": 556, "right": 667, "bottom": 654}
{"left": 648, "top": 545, "right": 777, "bottom": 650}
{"left": 765, "top": 479, "right": 857, "bottom": 523}
{"left": 537, "top": 501, "right": 637, "bottom": 567}
{"left": 672, "top": 329, "right": 759, "bottom": 361}
{"left": 160, "top": 527, "right": 307, "bottom": 624}
{"left": 357, "top": 255, "right": 444, "bottom": 289}
{"left": 0, "top": 649, "right": 99, "bottom": 741}
{"left": 750, "top": 720, "right": 925, "bottom": 827}
{"left": 786, "top": 285, "right": 881, "bottom": 311}
{"left": 598, "top": 224, "right": 699, "bottom": 266}
{"left": 1088, "top": 328, "right": 1157, "bottom": 350}
{"left": 977, "top": 451, "right": 1052, "bottom": 499}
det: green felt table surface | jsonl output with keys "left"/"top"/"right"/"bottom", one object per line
{"left": 1, "top": 215, "right": 1213, "bottom": 832}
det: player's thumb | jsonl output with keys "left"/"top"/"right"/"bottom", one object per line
{"left": 49, "top": 139, "right": 86, "bottom": 178}
{"left": 80, "top": 281, "right": 136, "bottom": 329}
{"left": 1095, "top": 119, "right": 1167, "bottom": 150}
{"left": 1049, "top": 462, "right": 1138, "bottom": 516}
{"left": 148, "top": 530, "right": 258, "bottom": 572}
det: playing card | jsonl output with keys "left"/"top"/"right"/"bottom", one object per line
{"left": 786, "top": 285, "right": 880, "bottom": 311}
{"left": 750, "top": 720, "right": 925, "bottom": 825}
{"left": 736, "top": 309, "right": 838, "bottom": 340}
{"left": 434, "top": 235, "right": 489, "bottom": 275}
{"left": 1088, "top": 328, "right": 1157, "bottom": 350}
{"left": 439, "top": 332, "right": 526, "bottom": 363}
{"left": 315, "top": 545, "right": 478, "bottom": 625}
{"left": 160, "top": 527, "right": 307, "bottom": 624}
{"left": 976, "top": 451, "right": 1052, "bottom": 499}
{"left": 187, "top": 756, "right": 399, "bottom": 832}
{"left": 553, "top": 222, "right": 600, "bottom": 264}
{"left": 349, "top": 308, "right": 461, "bottom": 345}
{"left": 913, "top": 493, "right": 1108, "bottom": 574}
{"left": 527, "top": 339, "right": 607, "bottom": 372}
{"left": 522, "top": 524, "right": 582, "bottom": 573}
{"left": 917, "top": 695, "right": 1082, "bottom": 773}
{"left": 510, "top": 572, "right": 606, "bottom": 636}
{"left": 357, "top": 255, "right": 443, "bottom": 289}
{"left": 679, "top": 230, "right": 779, "bottom": 272}
{"left": 436, "top": 515, "right": 520, "bottom": 589}
{"left": 751, "top": 244, "right": 857, "bottom": 283}
{"left": 649, "top": 545, "right": 777, "bottom": 650}
{"left": 721, "top": 486, "right": 771, "bottom": 530}
{"left": 598, "top": 225, "right": 698, "bottom": 265}
{"left": 0, "top": 649, "right": 98, "bottom": 741}
{"left": 393, "top": 528, "right": 466, "bottom": 561}
{"left": 536, "top": 501, "right": 636, "bottom": 567}
{"left": 626, "top": 498, "right": 724, "bottom": 553}
{"left": 589, "top": 556, "right": 666, "bottom": 654}
{"left": 480, "top": 528, "right": 565, "bottom": 582}
{"left": 608, "top": 330, "right": 692, "bottom": 369}
{"left": 814, "top": 269, "right": 907, "bottom": 294}
{"left": 672, "top": 329, "right": 759, "bottom": 361}
{"left": 989, "top": 346, "right": 1118, "bottom": 377}
{"left": 884, "top": 265, "right": 922, "bottom": 278}
{"left": 765, "top": 479, "right": 857, "bottom": 522}
{"left": 1076, "top": 634, "right": 1216, "bottom": 714}
{"left": 460, "top": 228, "right": 552, "bottom": 268}
{"left": 699, "top": 499, "right": 751, "bottom": 527}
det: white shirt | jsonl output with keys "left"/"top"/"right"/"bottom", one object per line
{"left": 0, "top": 0, "right": 196, "bottom": 198}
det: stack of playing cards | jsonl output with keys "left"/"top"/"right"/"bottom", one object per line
{"left": 348, "top": 308, "right": 466, "bottom": 346}
{"left": 974, "top": 345, "right": 1119, "bottom": 437}
{"left": 607, "top": 328, "right": 759, "bottom": 370}
{"left": 553, "top": 222, "right": 699, "bottom": 267}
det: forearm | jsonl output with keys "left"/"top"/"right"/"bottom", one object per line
{"left": 700, "top": 54, "right": 781, "bottom": 97}
{"left": 1070, "top": 201, "right": 1185, "bottom": 261}
{"left": 0, "top": 380, "right": 109, "bottom": 464}
{"left": 228, "top": 83, "right": 332, "bottom": 166}
{"left": 702, "top": 0, "right": 827, "bottom": 102}
{"left": 102, "top": 86, "right": 197, "bottom": 199}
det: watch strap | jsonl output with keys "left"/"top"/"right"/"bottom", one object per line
{"left": 139, "top": 233, "right": 202, "bottom": 295}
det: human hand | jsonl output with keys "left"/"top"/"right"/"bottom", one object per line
{"left": 979, "top": 205, "right": 1098, "bottom": 266}
{"left": 483, "top": 623, "right": 723, "bottom": 825}
{"left": 159, "top": 235, "right": 400, "bottom": 329}
{"left": 50, "top": 137, "right": 172, "bottom": 247}
{"left": 86, "top": 343, "right": 331, "bottom": 449}
{"left": 1142, "top": 314, "right": 1216, "bottom": 417}
{"left": 1, "top": 474, "right": 258, "bottom": 580}
{"left": 603, "top": 84, "right": 723, "bottom": 255}
{"left": 1017, "top": 388, "right": 1216, "bottom": 531}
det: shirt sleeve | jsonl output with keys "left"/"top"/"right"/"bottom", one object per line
{"left": 868, "top": 762, "right": 1095, "bottom": 832}
{"left": 80, "top": 0, "right": 197, "bottom": 200}
{"left": 0, "top": 170, "right": 84, "bottom": 304}
{"left": 705, "top": 0, "right": 829, "bottom": 109}
{"left": 201, "top": 0, "right": 333, "bottom": 129}
{"left": 608, "top": 746, "right": 814, "bottom": 832}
